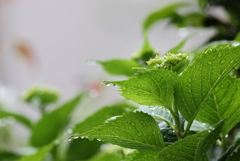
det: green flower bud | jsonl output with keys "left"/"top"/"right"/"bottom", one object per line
{"left": 147, "top": 52, "right": 189, "bottom": 73}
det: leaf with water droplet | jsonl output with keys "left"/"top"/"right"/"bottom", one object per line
{"left": 175, "top": 45, "right": 240, "bottom": 125}
{"left": 104, "top": 69, "right": 178, "bottom": 109}
{"left": 69, "top": 111, "right": 164, "bottom": 151}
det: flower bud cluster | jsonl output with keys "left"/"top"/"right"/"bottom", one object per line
{"left": 147, "top": 52, "right": 189, "bottom": 70}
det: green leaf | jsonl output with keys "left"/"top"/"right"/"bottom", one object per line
{"left": 0, "top": 151, "right": 20, "bottom": 161}
{"left": 158, "top": 120, "right": 224, "bottom": 161}
{"left": 30, "top": 93, "right": 82, "bottom": 147}
{"left": 131, "top": 33, "right": 158, "bottom": 63}
{"left": 105, "top": 69, "right": 178, "bottom": 108}
{"left": 98, "top": 59, "right": 142, "bottom": 77}
{"left": 66, "top": 138, "right": 103, "bottom": 161}
{"left": 218, "top": 138, "right": 240, "bottom": 161}
{"left": 126, "top": 150, "right": 160, "bottom": 161}
{"left": 136, "top": 105, "right": 174, "bottom": 128}
{"left": 174, "top": 45, "right": 240, "bottom": 123}
{"left": 235, "top": 32, "right": 240, "bottom": 42}
{"left": 70, "top": 111, "right": 165, "bottom": 151}
{"left": 196, "top": 76, "right": 240, "bottom": 134}
{"left": 72, "top": 103, "right": 136, "bottom": 134}
{"left": 0, "top": 110, "right": 32, "bottom": 129}
{"left": 21, "top": 84, "right": 60, "bottom": 107}
{"left": 18, "top": 141, "right": 54, "bottom": 161}
{"left": 143, "top": 3, "right": 187, "bottom": 31}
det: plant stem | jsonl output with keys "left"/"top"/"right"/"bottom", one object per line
{"left": 221, "top": 133, "right": 227, "bottom": 151}
{"left": 182, "top": 118, "right": 194, "bottom": 138}
{"left": 169, "top": 105, "right": 182, "bottom": 139}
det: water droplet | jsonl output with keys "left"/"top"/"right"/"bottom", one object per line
{"left": 225, "top": 134, "right": 228, "bottom": 138}
{"left": 68, "top": 139, "right": 73, "bottom": 142}
{"left": 208, "top": 61, "right": 212, "bottom": 65}
{"left": 208, "top": 130, "right": 211, "bottom": 133}
{"left": 221, "top": 60, "right": 225, "bottom": 64}
{"left": 86, "top": 59, "right": 97, "bottom": 66}
{"left": 97, "top": 139, "right": 101, "bottom": 141}
{"left": 55, "top": 139, "right": 60, "bottom": 145}
{"left": 105, "top": 83, "right": 110, "bottom": 86}
{"left": 81, "top": 136, "right": 85, "bottom": 139}
{"left": 67, "top": 129, "right": 73, "bottom": 134}
{"left": 113, "top": 84, "right": 118, "bottom": 87}
{"left": 73, "top": 137, "right": 79, "bottom": 139}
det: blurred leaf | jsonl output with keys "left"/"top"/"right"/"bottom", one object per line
{"left": 21, "top": 84, "right": 60, "bottom": 108}
{"left": 126, "top": 150, "right": 160, "bottom": 161}
{"left": 0, "top": 151, "right": 20, "bottom": 161}
{"left": 98, "top": 59, "right": 141, "bottom": 77}
{"left": 136, "top": 105, "right": 174, "bottom": 128}
{"left": 173, "top": 13, "right": 205, "bottom": 27}
{"left": 104, "top": 69, "right": 177, "bottom": 108}
{"left": 72, "top": 103, "right": 136, "bottom": 134}
{"left": 0, "top": 110, "right": 32, "bottom": 129}
{"left": 66, "top": 138, "right": 103, "bottom": 161}
{"left": 30, "top": 93, "right": 82, "bottom": 147}
{"left": 235, "top": 32, "right": 240, "bottom": 42}
{"left": 131, "top": 33, "right": 158, "bottom": 63}
{"left": 18, "top": 141, "right": 54, "bottom": 161}
{"left": 218, "top": 138, "right": 240, "bottom": 161}
{"left": 168, "top": 34, "right": 195, "bottom": 53}
{"left": 70, "top": 111, "right": 165, "bottom": 151}
{"left": 158, "top": 120, "right": 224, "bottom": 160}
{"left": 143, "top": 3, "right": 187, "bottom": 31}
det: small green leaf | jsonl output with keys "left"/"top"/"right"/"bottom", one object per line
{"left": 126, "top": 150, "right": 160, "bottom": 161}
{"left": 30, "top": 94, "right": 82, "bottom": 147}
{"left": 143, "top": 3, "right": 187, "bottom": 31}
{"left": 98, "top": 59, "right": 142, "bottom": 77}
{"left": 218, "top": 138, "right": 240, "bottom": 161}
{"left": 18, "top": 141, "right": 54, "bottom": 161}
{"left": 21, "top": 84, "right": 60, "bottom": 107}
{"left": 72, "top": 103, "right": 136, "bottom": 134}
{"left": 158, "top": 120, "right": 224, "bottom": 161}
{"left": 70, "top": 111, "right": 164, "bottom": 151}
{"left": 131, "top": 33, "right": 158, "bottom": 63}
{"left": 0, "top": 110, "right": 32, "bottom": 129}
{"left": 136, "top": 105, "right": 174, "bottom": 128}
{"left": 105, "top": 69, "right": 177, "bottom": 108}
{"left": 196, "top": 76, "right": 240, "bottom": 134}
{"left": 175, "top": 45, "right": 240, "bottom": 123}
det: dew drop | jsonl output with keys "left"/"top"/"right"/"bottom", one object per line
{"left": 68, "top": 139, "right": 72, "bottom": 142}
{"left": 73, "top": 137, "right": 79, "bottom": 139}
{"left": 105, "top": 83, "right": 111, "bottom": 86}
{"left": 81, "top": 136, "right": 85, "bottom": 139}
{"left": 113, "top": 84, "right": 118, "bottom": 87}
{"left": 67, "top": 129, "right": 73, "bottom": 134}
{"left": 55, "top": 139, "right": 60, "bottom": 145}
{"left": 86, "top": 59, "right": 97, "bottom": 66}
{"left": 97, "top": 139, "right": 101, "bottom": 141}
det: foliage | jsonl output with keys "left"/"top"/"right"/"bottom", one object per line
{"left": 1, "top": 0, "right": 240, "bottom": 161}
